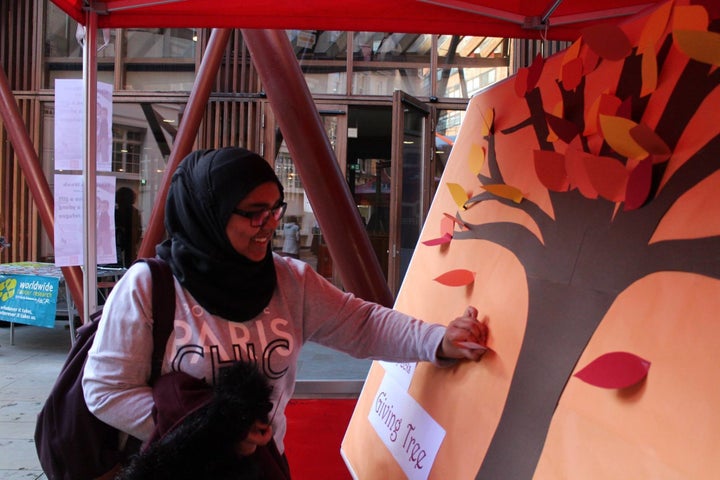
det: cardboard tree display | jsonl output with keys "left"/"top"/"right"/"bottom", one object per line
{"left": 342, "top": 1, "right": 720, "bottom": 478}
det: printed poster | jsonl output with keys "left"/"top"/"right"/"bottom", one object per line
{"left": 0, "top": 274, "right": 59, "bottom": 328}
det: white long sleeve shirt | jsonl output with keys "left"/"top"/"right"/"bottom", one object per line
{"left": 83, "top": 254, "right": 448, "bottom": 453}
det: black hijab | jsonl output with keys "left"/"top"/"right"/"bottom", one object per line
{"left": 156, "top": 148, "right": 284, "bottom": 321}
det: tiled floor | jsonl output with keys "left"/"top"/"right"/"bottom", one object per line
{"left": 0, "top": 321, "right": 371, "bottom": 478}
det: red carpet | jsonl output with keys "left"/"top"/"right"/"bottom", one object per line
{"left": 283, "top": 398, "right": 357, "bottom": 479}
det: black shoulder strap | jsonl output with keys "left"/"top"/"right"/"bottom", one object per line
{"left": 139, "top": 257, "right": 176, "bottom": 384}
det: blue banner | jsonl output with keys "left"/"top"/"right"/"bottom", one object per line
{"left": 0, "top": 274, "right": 59, "bottom": 328}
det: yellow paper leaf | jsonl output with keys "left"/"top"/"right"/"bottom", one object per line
{"left": 479, "top": 107, "right": 495, "bottom": 136}
{"left": 673, "top": 30, "right": 720, "bottom": 66}
{"left": 482, "top": 184, "right": 524, "bottom": 203}
{"left": 638, "top": 1, "right": 673, "bottom": 53}
{"left": 598, "top": 115, "right": 648, "bottom": 160}
{"left": 446, "top": 182, "right": 469, "bottom": 209}
{"left": 468, "top": 144, "right": 486, "bottom": 175}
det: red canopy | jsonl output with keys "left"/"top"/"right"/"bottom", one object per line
{"left": 51, "top": 0, "right": 661, "bottom": 40}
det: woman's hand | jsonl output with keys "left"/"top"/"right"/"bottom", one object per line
{"left": 236, "top": 420, "right": 273, "bottom": 456}
{"left": 438, "top": 306, "right": 489, "bottom": 361}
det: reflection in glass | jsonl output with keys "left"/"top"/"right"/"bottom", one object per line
{"left": 352, "top": 32, "right": 432, "bottom": 97}
{"left": 287, "top": 30, "right": 347, "bottom": 94}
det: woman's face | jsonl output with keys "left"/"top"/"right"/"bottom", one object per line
{"left": 226, "top": 181, "right": 282, "bottom": 261}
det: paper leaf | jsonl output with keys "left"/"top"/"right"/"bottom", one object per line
{"left": 582, "top": 47, "right": 600, "bottom": 75}
{"left": 534, "top": 150, "right": 569, "bottom": 192}
{"left": 638, "top": 0, "right": 673, "bottom": 53}
{"left": 672, "top": 5, "right": 709, "bottom": 31}
{"left": 561, "top": 38, "right": 582, "bottom": 65}
{"left": 481, "top": 184, "right": 524, "bottom": 203}
{"left": 440, "top": 215, "right": 455, "bottom": 236}
{"left": 546, "top": 113, "right": 579, "bottom": 143}
{"left": 673, "top": 30, "right": 720, "bottom": 66}
{"left": 442, "top": 212, "right": 470, "bottom": 230}
{"left": 582, "top": 24, "right": 632, "bottom": 61}
{"left": 584, "top": 93, "right": 621, "bottom": 136}
{"left": 565, "top": 148, "right": 598, "bottom": 199}
{"left": 583, "top": 154, "right": 629, "bottom": 202}
{"left": 561, "top": 57, "right": 583, "bottom": 91}
{"left": 527, "top": 53, "right": 545, "bottom": 91}
{"left": 422, "top": 233, "right": 453, "bottom": 246}
{"left": 574, "top": 351, "right": 651, "bottom": 389}
{"left": 629, "top": 123, "right": 671, "bottom": 161}
{"left": 515, "top": 67, "right": 529, "bottom": 97}
{"left": 446, "top": 183, "right": 469, "bottom": 209}
{"left": 479, "top": 107, "right": 495, "bottom": 136}
{"left": 468, "top": 144, "right": 486, "bottom": 176}
{"left": 599, "top": 115, "right": 648, "bottom": 160}
{"left": 624, "top": 157, "right": 653, "bottom": 211}
{"left": 640, "top": 52, "right": 658, "bottom": 97}
{"left": 433, "top": 269, "right": 475, "bottom": 287}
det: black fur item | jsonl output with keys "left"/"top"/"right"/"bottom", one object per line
{"left": 116, "top": 361, "right": 274, "bottom": 480}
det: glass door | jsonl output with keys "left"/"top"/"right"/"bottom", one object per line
{"left": 389, "top": 91, "right": 431, "bottom": 295}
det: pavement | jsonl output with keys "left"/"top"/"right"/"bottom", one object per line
{"left": 0, "top": 320, "right": 371, "bottom": 479}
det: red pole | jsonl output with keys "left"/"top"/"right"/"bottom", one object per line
{"left": 243, "top": 30, "right": 393, "bottom": 307}
{"left": 0, "top": 66, "right": 85, "bottom": 317}
{"left": 138, "top": 28, "right": 232, "bottom": 259}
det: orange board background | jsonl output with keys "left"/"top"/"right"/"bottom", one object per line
{"left": 342, "top": 1, "right": 720, "bottom": 478}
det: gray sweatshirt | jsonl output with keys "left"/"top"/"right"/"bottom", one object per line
{"left": 83, "top": 254, "right": 448, "bottom": 453}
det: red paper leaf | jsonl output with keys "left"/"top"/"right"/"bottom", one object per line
{"left": 515, "top": 67, "right": 529, "bottom": 97}
{"left": 582, "top": 24, "right": 633, "bottom": 61}
{"left": 624, "top": 157, "right": 653, "bottom": 210}
{"left": 433, "top": 269, "right": 475, "bottom": 287}
{"left": 526, "top": 53, "right": 545, "bottom": 91}
{"left": 565, "top": 148, "right": 598, "bottom": 199}
{"left": 574, "top": 351, "right": 651, "bottom": 389}
{"left": 630, "top": 123, "right": 671, "bottom": 162}
{"left": 534, "top": 150, "right": 569, "bottom": 192}
{"left": 583, "top": 154, "right": 629, "bottom": 202}
{"left": 561, "top": 57, "right": 583, "bottom": 91}
{"left": 422, "top": 233, "right": 452, "bottom": 246}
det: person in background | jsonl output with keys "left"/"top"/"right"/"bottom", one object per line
{"left": 280, "top": 216, "right": 300, "bottom": 260}
{"left": 83, "top": 147, "right": 489, "bottom": 478}
{"left": 115, "top": 187, "right": 142, "bottom": 267}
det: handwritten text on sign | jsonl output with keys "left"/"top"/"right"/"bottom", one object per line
{"left": 369, "top": 375, "right": 445, "bottom": 480}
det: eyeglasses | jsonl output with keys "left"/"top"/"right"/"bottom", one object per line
{"left": 232, "top": 201, "right": 287, "bottom": 227}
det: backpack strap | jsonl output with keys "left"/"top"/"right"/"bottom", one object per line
{"left": 138, "top": 257, "right": 176, "bottom": 385}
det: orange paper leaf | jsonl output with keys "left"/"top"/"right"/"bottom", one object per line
{"left": 433, "top": 269, "right": 475, "bottom": 287}
{"left": 527, "top": 53, "right": 544, "bottom": 91}
{"left": 640, "top": 52, "right": 658, "bottom": 97}
{"left": 479, "top": 107, "right": 495, "bottom": 136}
{"left": 574, "top": 351, "right": 651, "bottom": 389}
{"left": 481, "top": 184, "right": 524, "bottom": 203}
{"left": 440, "top": 215, "right": 455, "bottom": 236}
{"left": 638, "top": 0, "right": 673, "bottom": 53}
{"left": 672, "top": 5, "right": 709, "bottom": 31}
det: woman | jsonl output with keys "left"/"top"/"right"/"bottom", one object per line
{"left": 83, "top": 147, "right": 488, "bottom": 476}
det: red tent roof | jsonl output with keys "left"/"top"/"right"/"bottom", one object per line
{"left": 51, "top": 0, "right": 662, "bottom": 40}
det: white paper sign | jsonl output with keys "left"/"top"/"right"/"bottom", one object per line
{"left": 54, "top": 79, "right": 113, "bottom": 172}
{"left": 369, "top": 375, "right": 446, "bottom": 480}
{"left": 379, "top": 360, "right": 416, "bottom": 391}
{"left": 54, "top": 174, "right": 117, "bottom": 266}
